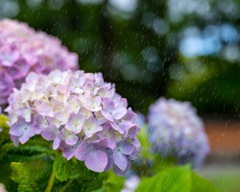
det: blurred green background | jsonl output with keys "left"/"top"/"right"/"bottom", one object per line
{"left": 1, "top": 0, "right": 240, "bottom": 116}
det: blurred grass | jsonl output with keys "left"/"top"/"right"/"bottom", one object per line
{"left": 198, "top": 167, "right": 240, "bottom": 192}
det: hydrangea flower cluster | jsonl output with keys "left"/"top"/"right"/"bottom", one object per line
{"left": 6, "top": 70, "right": 140, "bottom": 174}
{"left": 0, "top": 19, "right": 78, "bottom": 107}
{"left": 148, "top": 98, "right": 209, "bottom": 167}
{"left": 135, "top": 113, "right": 146, "bottom": 128}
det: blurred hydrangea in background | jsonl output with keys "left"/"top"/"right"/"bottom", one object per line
{"left": 121, "top": 175, "right": 140, "bottom": 192}
{"left": 0, "top": 183, "right": 7, "bottom": 192}
{"left": 148, "top": 97, "right": 210, "bottom": 167}
{"left": 7, "top": 69, "right": 140, "bottom": 175}
{"left": 135, "top": 113, "right": 146, "bottom": 128}
{"left": 0, "top": 19, "right": 78, "bottom": 109}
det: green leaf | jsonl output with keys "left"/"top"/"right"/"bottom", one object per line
{"left": 103, "top": 171, "right": 124, "bottom": 192}
{"left": 92, "top": 171, "right": 124, "bottom": 192}
{"left": 0, "top": 137, "right": 55, "bottom": 163}
{"left": 10, "top": 162, "right": 40, "bottom": 192}
{"left": 52, "top": 155, "right": 109, "bottom": 192}
{"left": 136, "top": 166, "right": 190, "bottom": 192}
{"left": 0, "top": 115, "right": 10, "bottom": 145}
{"left": 136, "top": 166, "right": 220, "bottom": 192}
{"left": 0, "top": 136, "right": 54, "bottom": 191}
{"left": 191, "top": 172, "right": 220, "bottom": 192}
{"left": 137, "top": 125, "right": 152, "bottom": 159}
{"left": 53, "top": 155, "right": 96, "bottom": 182}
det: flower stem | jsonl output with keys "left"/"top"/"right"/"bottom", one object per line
{"left": 45, "top": 172, "right": 55, "bottom": 192}
{"left": 59, "top": 180, "right": 72, "bottom": 192}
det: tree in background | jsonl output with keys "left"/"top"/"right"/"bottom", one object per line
{"left": 1, "top": 0, "right": 240, "bottom": 115}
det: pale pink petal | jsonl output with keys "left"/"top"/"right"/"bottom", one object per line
{"left": 53, "top": 137, "right": 61, "bottom": 150}
{"left": 65, "top": 113, "right": 85, "bottom": 133}
{"left": 40, "top": 125, "right": 58, "bottom": 141}
{"left": 112, "top": 107, "right": 127, "bottom": 120}
{"left": 83, "top": 116, "right": 102, "bottom": 138}
{"left": 34, "top": 100, "right": 54, "bottom": 117}
{"left": 101, "top": 110, "right": 114, "bottom": 122}
{"left": 65, "top": 134, "right": 78, "bottom": 145}
{"left": 33, "top": 114, "right": 48, "bottom": 134}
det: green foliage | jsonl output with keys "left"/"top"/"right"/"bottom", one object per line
{"left": 102, "top": 171, "right": 124, "bottom": 192}
{"left": 93, "top": 171, "right": 124, "bottom": 192}
{"left": 168, "top": 64, "right": 240, "bottom": 113}
{"left": 10, "top": 162, "right": 40, "bottom": 192}
{"left": 0, "top": 115, "right": 10, "bottom": 145}
{"left": 0, "top": 137, "right": 55, "bottom": 163}
{"left": 52, "top": 155, "right": 123, "bottom": 192}
{"left": 136, "top": 166, "right": 220, "bottom": 192}
{"left": 137, "top": 125, "right": 152, "bottom": 160}
{"left": 191, "top": 172, "right": 220, "bottom": 192}
{"left": 0, "top": 128, "right": 53, "bottom": 191}
{"left": 134, "top": 125, "right": 176, "bottom": 176}
{"left": 53, "top": 154, "right": 96, "bottom": 182}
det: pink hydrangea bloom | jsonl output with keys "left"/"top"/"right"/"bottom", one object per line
{"left": 0, "top": 19, "right": 78, "bottom": 108}
{"left": 0, "top": 183, "right": 7, "bottom": 192}
{"left": 148, "top": 98, "right": 209, "bottom": 167}
{"left": 7, "top": 70, "right": 140, "bottom": 174}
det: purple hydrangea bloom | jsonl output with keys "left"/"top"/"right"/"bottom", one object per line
{"left": 7, "top": 70, "right": 140, "bottom": 174}
{"left": 135, "top": 113, "right": 146, "bottom": 128}
{"left": 148, "top": 97, "right": 209, "bottom": 167}
{"left": 0, "top": 19, "right": 78, "bottom": 108}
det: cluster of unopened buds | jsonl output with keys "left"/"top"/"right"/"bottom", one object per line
{"left": 0, "top": 19, "right": 78, "bottom": 107}
{"left": 148, "top": 98, "right": 209, "bottom": 167}
{"left": 6, "top": 70, "right": 140, "bottom": 174}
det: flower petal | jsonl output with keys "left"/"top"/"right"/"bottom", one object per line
{"left": 65, "top": 113, "right": 85, "bottom": 133}
{"left": 112, "top": 107, "right": 127, "bottom": 120}
{"left": 40, "top": 125, "right": 58, "bottom": 141}
{"left": 85, "top": 150, "right": 108, "bottom": 172}
{"left": 113, "top": 150, "right": 128, "bottom": 171}
{"left": 83, "top": 116, "right": 102, "bottom": 138}
{"left": 65, "top": 134, "right": 78, "bottom": 145}
{"left": 74, "top": 141, "right": 90, "bottom": 161}
{"left": 120, "top": 142, "right": 134, "bottom": 155}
